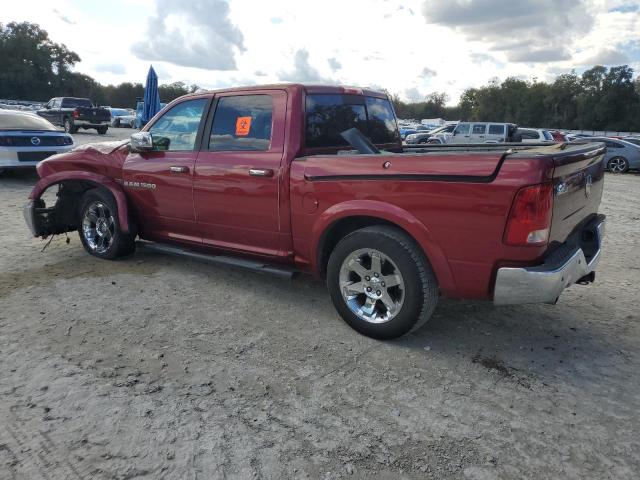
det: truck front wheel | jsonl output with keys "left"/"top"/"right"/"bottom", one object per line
{"left": 97, "top": 126, "right": 108, "bottom": 135}
{"left": 78, "top": 189, "right": 135, "bottom": 259}
{"left": 326, "top": 226, "right": 438, "bottom": 339}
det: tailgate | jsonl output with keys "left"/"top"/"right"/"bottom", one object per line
{"left": 548, "top": 142, "right": 606, "bottom": 246}
{"left": 79, "top": 107, "right": 111, "bottom": 122}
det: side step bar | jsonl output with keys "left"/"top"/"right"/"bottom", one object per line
{"left": 136, "top": 241, "right": 297, "bottom": 280}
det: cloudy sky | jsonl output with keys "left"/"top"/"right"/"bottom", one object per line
{"left": 2, "top": 0, "right": 640, "bottom": 104}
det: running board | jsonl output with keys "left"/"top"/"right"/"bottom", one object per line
{"left": 136, "top": 241, "right": 297, "bottom": 280}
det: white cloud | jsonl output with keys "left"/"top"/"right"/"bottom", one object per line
{"left": 95, "top": 63, "right": 127, "bottom": 75}
{"left": 131, "top": 0, "right": 245, "bottom": 70}
{"left": 2, "top": 0, "right": 639, "bottom": 105}
{"left": 278, "top": 49, "right": 334, "bottom": 83}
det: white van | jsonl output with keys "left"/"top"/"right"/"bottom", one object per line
{"left": 448, "top": 122, "right": 520, "bottom": 144}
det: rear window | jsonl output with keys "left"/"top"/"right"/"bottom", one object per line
{"left": 0, "top": 112, "right": 56, "bottom": 131}
{"left": 305, "top": 94, "right": 399, "bottom": 149}
{"left": 543, "top": 130, "right": 554, "bottom": 141}
{"left": 61, "top": 98, "right": 93, "bottom": 108}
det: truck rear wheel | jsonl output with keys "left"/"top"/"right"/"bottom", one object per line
{"left": 78, "top": 189, "right": 135, "bottom": 259}
{"left": 63, "top": 118, "right": 78, "bottom": 134}
{"left": 326, "top": 226, "right": 438, "bottom": 339}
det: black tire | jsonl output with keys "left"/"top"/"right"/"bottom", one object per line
{"left": 114, "top": 119, "right": 120, "bottom": 128}
{"left": 607, "top": 156, "right": 629, "bottom": 173}
{"left": 63, "top": 118, "right": 78, "bottom": 134}
{"left": 97, "top": 126, "right": 108, "bottom": 135}
{"left": 326, "top": 226, "right": 438, "bottom": 340}
{"left": 78, "top": 189, "right": 135, "bottom": 260}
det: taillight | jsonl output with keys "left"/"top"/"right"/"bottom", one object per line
{"left": 504, "top": 183, "right": 553, "bottom": 246}
{"left": 73, "top": 110, "right": 79, "bottom": 118}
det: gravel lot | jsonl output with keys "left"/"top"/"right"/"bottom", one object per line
{"left": 1, "top": 140, "right": 639, "bottom": 479}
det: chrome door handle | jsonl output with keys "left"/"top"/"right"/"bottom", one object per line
{"left": 249, "top": 168, "right": 274, "bottom": 177}
{"left": 170, "top": 166, "right": 189, "bottom": 173}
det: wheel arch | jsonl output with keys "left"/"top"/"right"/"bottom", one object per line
{"left": 30, "top": 171, "right": 132, "bottom": 234}
{"left": 312, "top": 200, "right": 455, "bottom": 294}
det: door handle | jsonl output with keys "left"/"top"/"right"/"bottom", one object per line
{"left": 249, "top": 168, "right": 274, "bottom": 177}
{"left": 170, "top": 166, "right": 189, "bottom": 173}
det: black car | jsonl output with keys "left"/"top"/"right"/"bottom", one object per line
{"left": 38, "top": 97, "right": 111, "bottom": 134}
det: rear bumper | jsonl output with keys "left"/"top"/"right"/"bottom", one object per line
{"left": 74, "top": 119, "right": 109, "bottom": 127}
{"left": 493, "top": 215, "right": 605, "bottom": 305}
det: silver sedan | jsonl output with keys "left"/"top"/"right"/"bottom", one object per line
{"left": 575, "top": 137, "right": 640, "bottom": 173}
{"left": 0, "top": 110, "right": 73, "bottom": 173}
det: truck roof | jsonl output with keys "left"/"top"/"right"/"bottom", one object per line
{"left": 182, "top": 83, "right": 389, "bottom": 99}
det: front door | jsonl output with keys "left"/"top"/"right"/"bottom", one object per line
{"left": 123, "top": 97, "right": 209, "bottom": 244}
{"left": 194, "top": 90, "right": 287, "bottom": 257}
{"left": 449, "top": 123, "right": 471, "bottom": 144}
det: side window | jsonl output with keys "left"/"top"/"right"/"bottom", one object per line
{"left": 209, "top": 95, "right": 273, "bottom": 151}
{"left": 519, "top": 129, "right": 539, "bottom": 140}
{"left": 52, "top": 99, "right": 61, "bottom": 108}
{"left": 472, "top": 124, "right": 487, "bottom": 135}
{"left": 488, "top": 124, "right": 504, "bottom": 135}
{"left": 305, "top": 94, "right": 367, "bottom": 149}
{"left": 148, "top": 98, "right": 207, "bottom": 151}
{"left": 604, "top": 140, "right": 621, "bottom": 148}
{"left": 455, "top": 123, "right": 470, "bottom": 135}
{"left": 365, "top": 96, "right": 400, "bottom": 144}
{"left": 446, "top": 124, "right": 456, "bottom": 132}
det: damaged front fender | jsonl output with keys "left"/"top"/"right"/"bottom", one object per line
{"left": 25, "top": 172, "right": 132, "bottom": 238}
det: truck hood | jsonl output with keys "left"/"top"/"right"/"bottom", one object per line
{"left": 37, "top": 140, "right": 129, "bottom": 179}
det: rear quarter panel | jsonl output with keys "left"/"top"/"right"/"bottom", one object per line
{"left": 290, "top": 151, "right": 554, "bottom": 298}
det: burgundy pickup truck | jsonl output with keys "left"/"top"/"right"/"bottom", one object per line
{"left": 24, "top": 84, "right": 606, "bottom": 339}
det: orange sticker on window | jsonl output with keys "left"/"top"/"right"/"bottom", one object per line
{"left": 235, "top": 116, "right": 251, "bottom": 136}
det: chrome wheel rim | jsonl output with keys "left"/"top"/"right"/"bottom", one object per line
{"left": 609, "top": 157, "right": 627, "bottom": 173}
{"left": 339, "top": 248, "right": 405, "bottom": 324}
{"left": 82, "top": 201, "right": 115, "bottom": 254}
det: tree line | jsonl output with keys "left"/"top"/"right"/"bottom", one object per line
{"left": 390, "top": 66, "right": 640, "bottom": 132}
{"left": 0, "top": 22, "right": 198, "bottom": 108}
{"left": 2, "top": 21, "right": 639, "bottom": 130}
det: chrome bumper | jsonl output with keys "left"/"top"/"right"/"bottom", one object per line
{"left": 74, "top": 119, "right": 109, "bottom": 127}
{"left": 494, "top": 218, "right": 605, "bottom": 305}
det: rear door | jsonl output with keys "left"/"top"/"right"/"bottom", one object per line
{"left": 193, "top": 90, "right": 287, "bottom": 257}
{"left": 470, "top": 123, "right": 487, "bottom": 143}
{"left": 123, "top": 97, "right": 209, "bottom": 244}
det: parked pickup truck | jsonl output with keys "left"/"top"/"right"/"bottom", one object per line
{"left": 24, "top": 84, "right": 606, "bottom": 339}
{"left": 38, "top": 97, "right": 110, "bottom": 134}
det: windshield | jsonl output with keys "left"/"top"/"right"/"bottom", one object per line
{"left": 0, "top": 112, "right": 57, "bottom": 131}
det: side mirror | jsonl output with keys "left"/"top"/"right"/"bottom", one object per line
{"left": 45, "top": 105, "right": 51, "bottom": 109}
{"left": 452, "top": 130, "right": 457, "bottom": 136}
{"left": 130, "top": 132, "right": 153, "bottom": 152}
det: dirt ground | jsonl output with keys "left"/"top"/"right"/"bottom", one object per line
{"left": 0, "top": 153, "right": 639, "bottom": 479}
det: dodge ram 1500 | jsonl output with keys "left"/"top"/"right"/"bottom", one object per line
{"left": 24, "top": 84, "right": 606, "bottom": 339}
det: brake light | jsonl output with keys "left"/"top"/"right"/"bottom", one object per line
{"left": 504, "top": 183, "right": 553, "bottom": 246}
{"left": 73, "top": 110, "right": 79, "bottom": 119}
